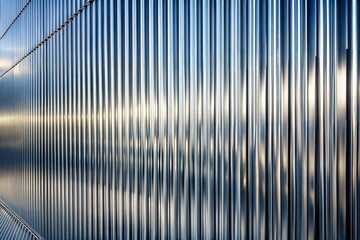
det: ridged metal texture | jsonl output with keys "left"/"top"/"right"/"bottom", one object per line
{"left": 0, "top": 0, "right": 359, "bottom": 239}
{"left": 0, "top": 201, "right": 43, "bottom": 240}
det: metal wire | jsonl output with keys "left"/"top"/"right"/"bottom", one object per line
{"left": 0, "top": 200, "right": 43, "bottom": 239}
{"left": 0, "top": 0, "right": 359, "bottom": 239}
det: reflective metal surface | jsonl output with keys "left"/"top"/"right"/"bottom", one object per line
{"left": 0, "top": 200, "right": 43, "bottom": 240}
{"left": 0, "top": 0, "right": 359, "bottom": 239}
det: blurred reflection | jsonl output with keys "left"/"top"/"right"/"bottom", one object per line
{"left": 0, "top": 0, "right": 358, "bottom": 239}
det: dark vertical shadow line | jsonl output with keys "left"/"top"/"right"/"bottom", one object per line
{"left": 346, "top": 47, "right": 351, "bottom": 239}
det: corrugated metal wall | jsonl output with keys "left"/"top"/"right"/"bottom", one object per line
{"left": 0, "top": 200, "right": 44, "bottom": 239}
{"left": 0, "top": 0, "right": 359, "bottom": 239}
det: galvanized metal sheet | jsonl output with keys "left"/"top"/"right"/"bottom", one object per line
{"left": 0, "top": 0, "right": 359, "bottom": 239}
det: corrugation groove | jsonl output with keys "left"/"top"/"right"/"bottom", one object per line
{"left": 0, "top": 0, "right": 359, "bottom": 239}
